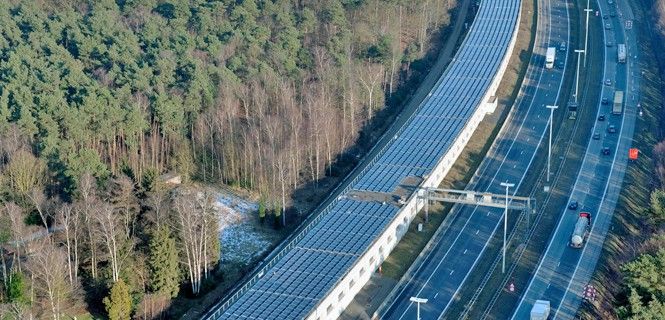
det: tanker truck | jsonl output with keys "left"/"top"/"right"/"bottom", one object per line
{"left": 570, "top": 212, "right": 591, "bottom": 248}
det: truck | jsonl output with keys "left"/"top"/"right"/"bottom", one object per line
{"left": 618, "top": 44, "right": 626, "bottom": 63}
{"left": 531, "top": 300, "right": 551, "bottom": 320}
{"left": 570, "top": 212, "right": 591, "bottom": 248}
{"left": 545, "top": 47, "right": 556, "bottom": 69}
{"left": 613, "top": 90, "right": 624, "bottom": 115}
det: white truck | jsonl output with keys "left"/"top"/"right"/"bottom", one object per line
{"left": 613, "top": 90, "right": 624, "bottom": 115}
{"left": 530, "top": 300, "right": 551, "bottom": 320}
{"left": 570, "top": 212, "right": 591, "bottom": 248}
{"left": 545, "top": 47, "right": 556, "bottom": 69}
{"left": 618, "top": 44, "right": 626, "bottom": 63}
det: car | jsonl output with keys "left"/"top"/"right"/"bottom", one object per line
{"left": 603, "top": 15, "right": 609, "bottom": 19}
{"left": 559, "top": 41, "right": 567, "bottom": 52}
{"left": 607, "top": 125, "right": 617, "bottom": 133}
{"left": 606, "top": 40, "right": 614, "bottom": 47}
{"left": 593, "top": 132, "right": 601, "bottom": 140}
{"left": 568, "top": 201, "right": 579, "bottom": 210}
{"left": 602, "top": 97, "right": 609, "bottom": 105}
{"left": 557, "top": 60, "right": 565, "bottom": 69}
{"left": 605, "top": 78, "right": 612, "bottom": 86}
{"left": 610, "top": 10, "right": 617, "bottom": 17}
{"left": 608, "top": 0, "right": 614, "bottom": 4}
{"left": 598, "top": 114, "right": 606, "bottom": 121}
{"left": 605, "top": 23, "right": 611, "bottom": 30}
{"left": 602, "top": 147, "right": 611, "bottom": 155}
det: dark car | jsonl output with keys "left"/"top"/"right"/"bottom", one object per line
{"left": 557, "top": 60, "right": 565, "bottom": 69}
{"left": 602, "top": 147, "right": 611, "bottom": 155}
{"left": 603, "top": 15, "right": 609, "bottom": 19}
{"left": 593, "top": 132, "right": 601, "bottom": 140}
{"left": 568, "top": 201, "right": 579, "bottom": 210}
{"left": 607, "top": 125, "right": 617, "bottom": 133}
{"left": 598, "top": 114, "right": 606, "bottom": 121}
{"left": 602, "top": 98, "right": 609, "bottom": 105}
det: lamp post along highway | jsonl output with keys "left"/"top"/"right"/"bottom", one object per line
{"left": 574, "top": 49, "right": 585, "bottom": 102}
{"left": 584, "top": 0, "right": 593, "bottom": 66}
{"left": 546, "top": 105, "right": 558, "bottom": 185}
{"left": 410, "top": 297, "right": 428, "bottom": 320}
{"left": 500, "top": 181, "right": 515, "bottom": 273}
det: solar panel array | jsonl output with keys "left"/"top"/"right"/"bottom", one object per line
{"left": 354, "top": 1, "right": 520, "bottom": 193}
{"left": 222, "top": 199, "right": 397, "bottom": 319}
{"left": 216, "top": 1, "right": 521, "bottom": 318}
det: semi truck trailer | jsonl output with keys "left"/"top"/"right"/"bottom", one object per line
{"left": 618, "top": 43, "right": 626, "bottom": 63}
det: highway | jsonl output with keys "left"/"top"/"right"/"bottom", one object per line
{"left": 511, "top": 0, "right": 640, "bottom": 318}
{"left": 380, "top": 0, "right": 572, "bottom": 318}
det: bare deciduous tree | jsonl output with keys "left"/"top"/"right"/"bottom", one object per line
{"left": 77, "top": 173, "right": 100, "bottom": 279}
{"left": 27, "top": 188, "right": 51, "bottom": 230}
{"left": 28, "top": 239, "right": 75, "bottom": 320}
{"left": 4, "top": 202, "right": 25, "bottom": 273}
{"left": 173, "top": 187, "right": 218, "bottom": 295}
{"left": 93, "top": 202, "right": 125, "bottom": 283}
{"left": 55, "top": 203, "right": 81, "bottom": 286}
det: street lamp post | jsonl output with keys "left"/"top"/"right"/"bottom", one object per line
{"left": 584, "top": 1, "right": 593, "bottom": 65}
{"left": 410, "top": 297, "right": 428, "bottom": 320}
{"left": 545, "top": 105, "right": 558, "bottom": 185}
{"left": 574, "top": 49, "right": 585, "bottom": 102}
{"left": 424, "top": 188, "right": 429, "bottom": 223}
{"left": 500, "top": 181, "right": 515, "bottom": 274}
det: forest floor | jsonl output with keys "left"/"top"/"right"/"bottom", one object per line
{"left": 577, "top": 0, "right": 665, "bottom": 318}
{"left": 215, "top": 189, "right": 278, "bottom": 267}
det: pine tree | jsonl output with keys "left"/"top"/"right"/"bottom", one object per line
{"left": 148, "top": 227, "right": 180, "bottom": 298}
{"left": 103, "top": 279, "right": 132, "bottom": 320}
{"left": 7, "top": 272, "right": 28, "bottom": 304}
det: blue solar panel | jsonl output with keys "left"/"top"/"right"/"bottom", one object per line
{"left": 222, "top": 199, "right": 398, "bottom": 319}
{"left": 213, "top": 1, "right": 521, "bottom": 318}
{"left": 352, "top": 1, "right": 520, "bottom": 194}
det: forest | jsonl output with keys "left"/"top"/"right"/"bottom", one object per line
{"left": 0, "top": 0, "right": 455, "bottom": 318}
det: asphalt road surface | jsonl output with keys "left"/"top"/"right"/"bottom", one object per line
{"left": 381, "top": 0, "right": 572, "bottom": 318}
{"left": 511, "top": 0, "right": 640, "bottom": 318}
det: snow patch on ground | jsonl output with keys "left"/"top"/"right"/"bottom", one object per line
{"left": 215, "top": 191, "right": 274, "bottom": 264}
